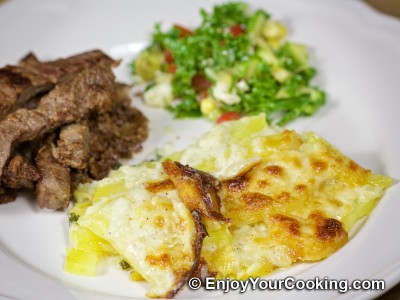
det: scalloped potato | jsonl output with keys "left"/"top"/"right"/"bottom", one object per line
{"left": 65, "top": 114, "right": 393, "bottom": 298}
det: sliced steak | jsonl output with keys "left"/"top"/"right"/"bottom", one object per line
{"left": 2, "top": 154, "right": 40, "bottom": 189}
{"left": 71, "top": 83, "right": 148, "bottom": 187}
{"left": 52, "top": 123, "right": 90, "bottom": 169}
{"left": 35, "top": 134, "right": 71, "bottom": 210}
{"left": 24, "top": 49, "right": 118, "bottom": 83}
{"left": 0, "top": 66, "right": 115, "bottom": 182}
{"left": 0, "top": 49, "right": 117, "bottom": 119}
{"left": 0, "top": 66, "right": 53, "bottom": 118}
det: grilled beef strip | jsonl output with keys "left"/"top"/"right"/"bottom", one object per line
{"left": 0, "top": 50, "right": 117, "bottom": 119}
{"left": 0, "top": 65, "right": 115, "bottom": 183}
{"left": 71, "top": 83, "right": 148, "bottom": 188}
{"left": 0, "top": 66, "right": 53, "bottom": 118}
{"left": 35, "top": 134, "right": 71, "bottom": 210}
{"left": 2, "top": 154, "right": 39, "bottom": 189}
{"left": 52, "top": 123, "right": 90, "bottom": 169}
{"left": 22, "top": 49, "right": 118, "bottom": 83}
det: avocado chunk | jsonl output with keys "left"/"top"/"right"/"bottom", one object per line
{"left": 285, "top": 42, "right": 309, "bottom": 67}
{"left": 135, "top": 51, "right": 162, "bottom": 81}
{"left": 256, "top": 48, "right": 279, "bottom": 66}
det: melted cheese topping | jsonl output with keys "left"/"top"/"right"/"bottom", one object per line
{"left": 68, "top": 114, "right": 393, "bottom": 295}
{"left": 75, "top": 164, "right": 198, "bottom": 298}
{"left": 191, "top": 116, "right": 392, "bottom": 279}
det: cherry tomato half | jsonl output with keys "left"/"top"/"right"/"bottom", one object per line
{"left": 216, "top": 112, "right": 241, "bottom": 123}
{"left": 164, "top": 49, "right": 174, "bottom": 64}
{"left": 173, "top": 24, "right": 193, "bottom": 38}
{"left": 167, "top": 63, "right": 177, "bottom": 74}
{"left": 230, "top": 24, "right": 245, "bottom": 37}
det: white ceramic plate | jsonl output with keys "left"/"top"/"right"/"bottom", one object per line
{"left": 0, "top": 0, "right": 399, "bottom": 299}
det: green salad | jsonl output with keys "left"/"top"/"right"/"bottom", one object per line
{"left": 131, "top": 2, "right": 326, "bottom": 125}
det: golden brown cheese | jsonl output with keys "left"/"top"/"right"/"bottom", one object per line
{"left": 200, "top": 129, "right": 392, "bottom": 279}
{"left": 162, "top": 161, "right": 227, "bottom": 221}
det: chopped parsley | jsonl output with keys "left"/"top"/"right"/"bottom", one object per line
{"left": 119, "top": 259, "right": 133, "bottom": 271}
{"left": 68, "top": 212, "right": 79, "bottom": 225}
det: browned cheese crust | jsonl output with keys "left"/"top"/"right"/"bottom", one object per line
{"left": 163, "top": 211, "right": 208, "bottom": 299}
{"left": 220, "top": 155, "right": 349, "bottom": 262}
{"left": 162, "top": 161, "right": 228, "bottom": 222}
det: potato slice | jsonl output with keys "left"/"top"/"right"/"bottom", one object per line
{"left": 77, "top": 164, "right": 208, "bottom": 298}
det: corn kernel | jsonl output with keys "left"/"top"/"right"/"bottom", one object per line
{"left": 200, "top": 97, "right": 216, "bottom": 114}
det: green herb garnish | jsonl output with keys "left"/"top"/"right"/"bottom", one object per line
{"left": 119, "top": 259, "right": 133, "bottom": 271}
{"left": 68, "top": 212, "right": 79, "bottom": 225}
